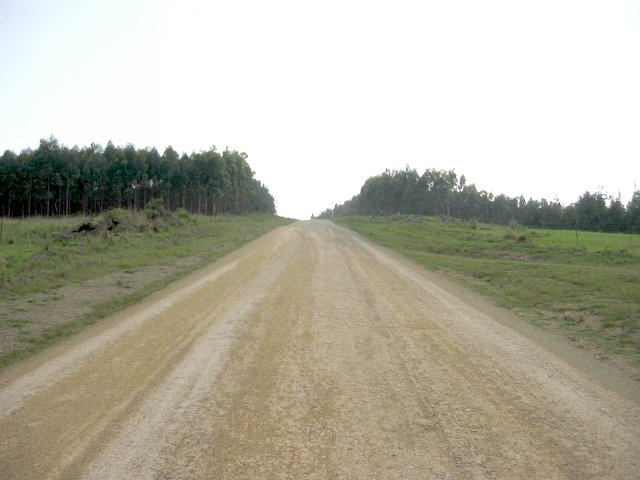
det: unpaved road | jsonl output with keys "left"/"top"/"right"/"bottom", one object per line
{"left": 1, "top": 220, "right": 639, "bottom": 479}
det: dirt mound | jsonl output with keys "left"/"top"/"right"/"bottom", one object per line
{"left": 67, "top": 204, "right": 181, "bottom": 237}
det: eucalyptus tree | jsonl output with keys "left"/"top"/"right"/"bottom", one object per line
{"left": 0, "top": 137, "right": 277, "bottom": 217}
{"left": 320, "top": 166, "right": 638, "bottom": 233}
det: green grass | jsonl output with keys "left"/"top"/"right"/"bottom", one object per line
{"left": 0, "top": 211, "right": 292, "bottom": 296}
{"left": 0, "top": 211, "right": 293, "bottom": 369}
{"left": 336, "top": 215, "right": 640, "bottom": 369}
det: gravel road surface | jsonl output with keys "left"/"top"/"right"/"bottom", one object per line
{"left": 1, "top": 220, "right": 639, "bottom": 479}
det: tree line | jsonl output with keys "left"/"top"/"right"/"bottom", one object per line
{"left": 315, "top": 167, "right": 640, "bottom": 233}
{"left": 0, "top": 136, "right": 276, "bottom": 217}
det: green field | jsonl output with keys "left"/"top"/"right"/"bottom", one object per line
{"left": 336, "top": 215, "right": 640, "bottom": 372}
{"left": 0, "top": 209, "right": 293, "bottom": 368}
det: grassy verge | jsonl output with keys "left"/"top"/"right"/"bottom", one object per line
{"left": 336, "top": 215, "right": 640, "bottom": 372}
{"left": 0, "top": 209, "right": 292, "bottom": 296}
{"left": 0, "top": 210, "right": 294, "bottom": 369}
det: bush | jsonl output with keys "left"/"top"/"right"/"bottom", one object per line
{"left": 144, "top": 198, "right": 166, "bottom": 220}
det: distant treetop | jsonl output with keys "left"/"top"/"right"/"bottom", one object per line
{"left": 317, "top": 166, "right": 639, "bottom": 233}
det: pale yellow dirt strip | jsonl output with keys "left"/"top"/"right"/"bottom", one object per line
{"left": 0, "top": 220, "right": 639, "bottom": 479}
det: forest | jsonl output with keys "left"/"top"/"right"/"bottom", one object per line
{"left": 0, "top": 136, "right": 276, "bottom": 217}
{"left": 316, "top": 167, "right": 640, "bottom": 233}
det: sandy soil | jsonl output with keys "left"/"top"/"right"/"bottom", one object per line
{"left": 0, "top": 220, "right": 639, "bottom": 479}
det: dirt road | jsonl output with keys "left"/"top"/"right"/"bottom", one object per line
{"left": 1, "top": 220, "right": 639, "bottom": 479}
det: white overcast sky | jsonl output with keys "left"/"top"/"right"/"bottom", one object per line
{"left": 1, "top": 0, "right": 639, "bottom": 219}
